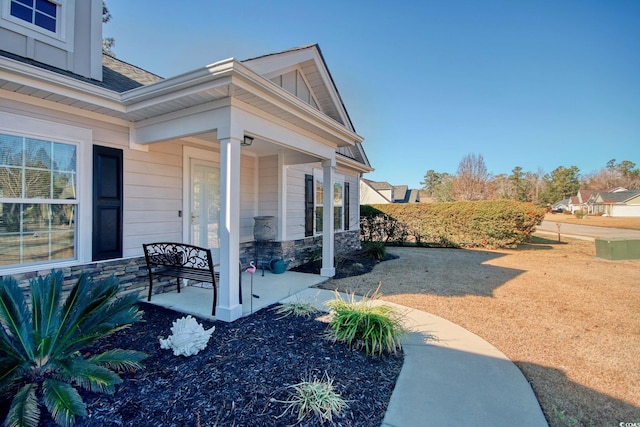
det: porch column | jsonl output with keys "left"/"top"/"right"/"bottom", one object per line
{"left": 217, "top": 136, "right": 243, "bottom": 322}
{"left": 321, "top": 158, "right": 335, "bottom": 277}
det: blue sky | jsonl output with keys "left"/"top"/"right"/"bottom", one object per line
{"left": 105, "top": 0, "right": 639, "bottom": 188}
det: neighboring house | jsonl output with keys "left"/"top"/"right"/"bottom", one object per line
{"left": 568, "top": 189, "right": 597, "bottom": 213}
{"left": 0, "top": 0, "right": 372, "bottom": 321}
{"left": 552, "top": 198, "right": 570, "bottom": 212}
{"left": 360, "top": 179, "right": 421, "bottom": 204}
{"left": 589, "top": 190, "right": 640, "bottom": 217}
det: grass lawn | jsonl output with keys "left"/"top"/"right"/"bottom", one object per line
{"left": 322, "top": 234, "right": 640, "bottom": 427}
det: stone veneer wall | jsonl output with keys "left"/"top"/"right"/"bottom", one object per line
{"left": 239, "top": 229, "right": 361, "bottom": 270}
{"left": 2, "top": 256, "right": 176, "bottom": 298}
{"left": 3, "top": 229, "right": 362, "bottom": 296}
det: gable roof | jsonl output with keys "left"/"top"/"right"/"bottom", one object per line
{"left": 363, "top": 179, "right": 393, "bottom": 191}
{"left": 241, "top": 45, "right": 371, "bottom": 168}
{"left": 598, "top": 190, "right": 640, "bottom": 204}
{"left": 242, "top": 44, "right": 353, "bottom": 130}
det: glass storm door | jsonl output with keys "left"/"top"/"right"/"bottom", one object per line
{"left": 190, "top": 159, "right": 220, "bottom": 250}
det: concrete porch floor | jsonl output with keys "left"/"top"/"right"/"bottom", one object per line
{"left": 145, "top": 270, "right": 329, "bottom": 320}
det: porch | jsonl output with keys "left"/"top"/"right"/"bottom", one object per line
{"left": 145, "top": 270, "right": 328, "bottom": 320}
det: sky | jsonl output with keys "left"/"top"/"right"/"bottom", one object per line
{"left": 104, "top": 0, "right": 640, "bottom": 189}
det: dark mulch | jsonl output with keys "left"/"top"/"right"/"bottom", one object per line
{"left": 290, "top": 251, "right": 398, "bottom": 280}
{"left": 2, "top": 250, "right": 403, "bottom": 426}
{"left": 45, "top": 303, "right": 402, "bottom": 427}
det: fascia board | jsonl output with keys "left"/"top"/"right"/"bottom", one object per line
{"left": 120, "top": 58, "right": 236, "bottom": 106}
{"left": 232, "top": 61, "right": 363, "bottom": 146}
{"left": 337, "top": 152, "right": 373, "bottom": 173}
{"left": 0, "top": 56, "right": 124, "bottom": 110}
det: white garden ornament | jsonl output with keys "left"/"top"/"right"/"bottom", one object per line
{"left": 159, "top": 315, "right": 215, "bottom": 356}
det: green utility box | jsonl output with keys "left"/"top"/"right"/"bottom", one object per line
{"left": 595, "top": 239, "right": 640, "bottom": 260}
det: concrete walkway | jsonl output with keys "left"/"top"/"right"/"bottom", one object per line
{"left": 282, "top": 289, "right": 549, "bottom": 427}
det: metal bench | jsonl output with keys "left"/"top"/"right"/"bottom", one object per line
{"left": 143, "top": 242, "right": 224, "bottom": 315}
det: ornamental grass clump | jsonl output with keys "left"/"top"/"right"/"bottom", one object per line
{"left": 277, "top": 373, "right": 348, "bottom": 424}
{"left": 0, "top": 270, "right": 147, "bottom": 427}
{"left": 326, "top": 287, "right": 405, "bottom": 356}
{"left": 271, "top": 301, "right": 319, "bottom": 319}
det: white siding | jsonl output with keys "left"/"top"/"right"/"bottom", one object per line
{"left": 124, "top": 142, "right": 184, "bottom": 256}
{"left": 257, "top": 155, "right": 278, "bottom": 215}
{"left": 286, "top": 164, "right": 310, "bottom": 240}
{"left": 239, "top": 155, "right": 257, "bottom": 242}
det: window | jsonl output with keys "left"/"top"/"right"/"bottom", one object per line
{"left": 304, "top": 171, "right": 346, "bottom": 236}
{"left": 10, "top": 0, "right": 57, "bottom": 32}
{"left": 333, "top": 181, "right": 343, "bottom": 231}
{"left": 315, "top": 175, "right": 323, "bottom": 233}
{"left": 0, "top": 133, "right": 77, "bottom": 267}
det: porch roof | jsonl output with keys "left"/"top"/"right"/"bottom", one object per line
{"left": 0, "top": 48, "right": 364, "bottom": 154}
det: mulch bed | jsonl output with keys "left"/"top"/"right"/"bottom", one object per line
{"left": 290, "top": 251, "right": 398, "bottom": 280}
{"left": 29, "top": 301, "right": 402, "bottom": 427}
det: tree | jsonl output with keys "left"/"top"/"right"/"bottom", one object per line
{"left": 431, "top": 173, "right": 454, "bottom": 201}
{"left": 508, "top": 166, "right": 530, "bottom": 202}
{"left": 421, "top": 170, "right": 444, "bottom": 194}
{"left": 102, "top": 1, "right": 115, "bottom": 57}
{"left": 583, "top": 159, "right": 640, "bottom": 190}
{"left": 451, "top": 153, "right": 491, "bottom": 201}
{"left": 524, "top": 169, "right": 545, "bottom": 205}
{"left": 488, "top": 173, "right": 511, "bottom": 200}
{"left": 540, "top": 165, "right": 580, "bottom": 205}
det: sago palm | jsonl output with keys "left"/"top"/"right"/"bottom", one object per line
{"left": 0, "top": 270, "right": 147, "bottom": 427}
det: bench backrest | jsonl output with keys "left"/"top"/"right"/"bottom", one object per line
{"left": 143, "top": 242, "right": 214, "bottom": 271}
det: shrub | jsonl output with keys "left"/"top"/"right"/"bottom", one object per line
{"left": 326, "top": 288, "right": 404, "bottom": 356}
{"left": 0, "top": 271, "right": 147, "bottom": 427}
{"left": 271, "top": 301, "right": 319, "bottom": 319}
{"left": 361, "top": 200, "right": 546, "bottom": 248}
{"left": 277, "top": 373, "right": 348, "bottom": 423}
{"left": 361, "top": 241, "right": 387, "bottom": 260}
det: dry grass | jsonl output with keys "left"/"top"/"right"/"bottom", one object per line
{"left": 321, "top": 237, "right": 640, "bottom": 426}
{"left": 545, "top": 213, "right": 640, "bottom": 230}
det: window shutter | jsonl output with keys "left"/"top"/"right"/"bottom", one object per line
{"left": 344, "top": 182, "right": 350, "bottom": 231}
{"left": 305, "top": 174, "right": 314, "bottom": 237}
{"left": 92, "top": 145, "right": 123, "bottom": 261}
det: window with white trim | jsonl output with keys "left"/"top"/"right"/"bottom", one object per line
{"left": 0, "top": 133, "right": 77, "bottom": 268}
{"left": 10, "top": 0, "right": 58, "bottom": 32}
{"left": 333, "top": 181, "right": 343, "bottom": 231}
{"left": 1, "top": 0, "right": 73, "bottom": 50}
{"left": 306, "top": 170, "right": 345, "bottom": 235}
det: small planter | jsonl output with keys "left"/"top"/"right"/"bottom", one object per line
{"left": 270, "top": 258, "right": 289, "bottom": 274}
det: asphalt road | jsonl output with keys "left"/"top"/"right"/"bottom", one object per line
{"left": 536, "top": 220, "right": 640, "bottom": 241}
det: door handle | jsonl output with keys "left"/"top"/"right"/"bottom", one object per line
{"left": 191, "top": 214, "right": 199, "bottom": 225}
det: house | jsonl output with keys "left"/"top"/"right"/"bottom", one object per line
{"left": 360, "top": 179, "right": 421, "bottom": 204}
{"left": 567, "top": 189, "right": 597, "bottom": 213}
{"left": 588, "top": 190, "right": 640, "bottom": 217}
{"left": 0, "top": 0, "right": 372, "bottom": 321}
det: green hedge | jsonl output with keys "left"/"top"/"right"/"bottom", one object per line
{"left": 360, "top": 200, "right": 546, "bottom": 248}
